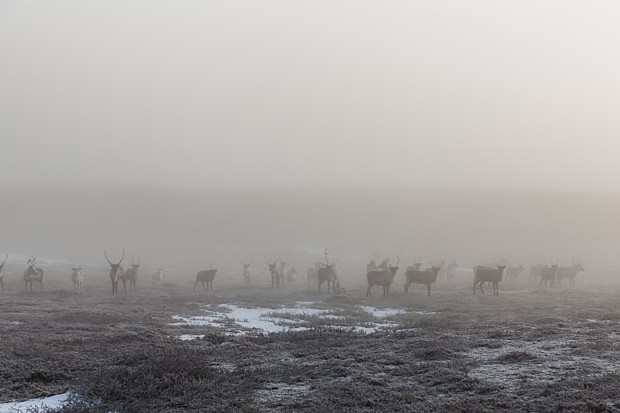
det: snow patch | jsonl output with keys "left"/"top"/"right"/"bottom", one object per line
{"left": 0, "top": 392, "right": 71, "bottom": 413}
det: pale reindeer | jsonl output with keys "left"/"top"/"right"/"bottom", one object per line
{"left": 278, "top": 260, "right": 287, "bottom": 286}
{"left": 152, "top": 267, "right": 164, "bottom": 287}
{"left": 23, "top": 256, "right": 45, "bottom": 292}
{"left": 105, "top": 249, "right": 126, "bottom": 294}
{"left": 286, "top": 266, "right": 298, "bottom": 285}
{"left": 240, "top": 258, "right": 253, "bottom": 286}
{"left": 71, "top": 265, "right": 83, "bottom": 295}
{"left": 266, "top": 257, "right": 283, "bottom": 289}
{"left": 125, "top": 257, "right": 141, "bottom": 291}
{"left": 0, "top": 254, "right": 7, "bottom": 291}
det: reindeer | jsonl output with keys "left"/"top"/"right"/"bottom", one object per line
{"left": 540, "top": 258, "right": 559, "bottom": 288}
{"left": 437, "top": 259, "right": 447, "bottom": 281}
{"left": 505, "top": 262, "right": 525, "bottom": 283}
{"left": 125, "top": 257, "right": 141, "bottom": 291}
{"left": 473, "top": 264, "right": 506, "bottom": 295}
{"left": 529, "top": 264, "right": 545, "bottom": 283}
{"left": 0, "top": 254, "right": 7, "bottom": 291}
{"left": 404, "top": 261, "right": 441, "bottom": 296}
{"left": 266, "top": 258, "right": 281, "bottom": 289}
{"left": 240, "top": 258, "right": 253, "bottom": 286}
{"left": 71, "top": 265, "right": 83, "bottom": 295}
{"left": 194, "top": 266, "right": 218, "bottom": 291}
{"left": 152, "top": 267, "right": 164, "bottom": 287}
{"left": 278, "top": 261, "right": 287, "bottom": 286}
{"left": 318, "top": 249, "right": 338, "bottom": 293}
{"left": 23, "top": 256, "right": 45, "bottom": 292}
{"left": 306, "top": 264, "right": 320, "bottom": 287}
{"left": 367, "top": 254, "right": 380, "bottom": 273}
{"left": 555, "top": 258, "right": 584, "bottom": 287}
{"left": 366, "top": 256, "right": 400, "bottom": 297}
{"left": 286, "top": 266, "right": 298, "bottom": 285}
{"left": 105, "top": 249, "right": 126, "bottom": 294}
{"left": 445, "top": 261, "right": 457, "bottom": 282}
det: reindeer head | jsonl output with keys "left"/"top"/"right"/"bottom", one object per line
{"left": 105, "top": 249, "right": 125, "bottom": 273}
{"left": 388, "top": 256, "right": 400, "bottom": 275}
{"left": 241, "top": 257, "right": 253, "bottom": 269}
{"left": 572, "top": 257, "right": 584, "bottom": 272}
{"left": 130, "top": 257, "right": 141, "bottom": 270}
{"left": 27, "top": 256, "right": 36, "bottom": 267}
{"left": 0, "top": 254, "right": 7, "bottom": 271}
{"left": 71, "top": 265, "right": 82, "bottom": 273}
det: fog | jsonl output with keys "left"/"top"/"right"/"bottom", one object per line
{"left": 1, "top": 1, "right": 620, "bottom": 190}
{"left": 0, "top": 2, "right": 619, "bottom": 282}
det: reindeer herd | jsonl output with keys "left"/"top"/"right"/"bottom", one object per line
{"left": 0, "top": 249, "right": 586, "bottom": 298}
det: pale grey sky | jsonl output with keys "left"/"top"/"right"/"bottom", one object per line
{"left": 1, "top": 1, "right": 619, "bottom": 190}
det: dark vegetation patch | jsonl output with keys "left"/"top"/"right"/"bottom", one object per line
{"left": 495, "top": 351, "right": 539, "bottom": 364}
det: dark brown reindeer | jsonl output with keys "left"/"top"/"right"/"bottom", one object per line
{"left": 23, "top": 256, "right": 45, "bottom": 292}
{"left": 240, "top": 257, "right": 253, "bottom": 286}
{"left": 540, "top": 258, "right": 559, "bottom": 288}
{"left": 306, "top": 263, "right": 320, "bottom": 287}
{"left": 194, "top": 266, "right": 218, "bottom": 291}
{"left": 0, "top": 254, "right": 7, "bottom": 291}
{"left": 125, "top": 257, "right": 141, "bottom": 291}
{"left": 105, "top": 249, "right": 126, "bottom": 294}
{"left": 318, "top": 249, "right": 338, "bottom": 293}
{"left": 71, "top": 264, "right": 83, "bottom": 295}
{"left": 404, "top": 261, "right": 441, "bottom": 296}
{"left": 366, "top": 256, "right": 400, "bottom": 297}
{"left": 555, "top": 258, "right": 584, "bottom": 287}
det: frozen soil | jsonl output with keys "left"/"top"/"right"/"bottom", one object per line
{"left": 1, "top": 281, "right": 620, "bottom": 412}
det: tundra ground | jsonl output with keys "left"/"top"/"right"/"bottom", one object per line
{"left": 1, "top": 269, "right": 619, "bottom": 412}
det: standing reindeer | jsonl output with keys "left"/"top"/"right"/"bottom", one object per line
{"left": 473, "top": 264, "right": 506, "bottom": 295}
{"left": 306, "top": 264, "right": 320, "bottom": 287}
{"left": 71, "top": 265, "right": 83, "bottom": 295}
{"left": 540, "top": 258, "right": 559, "bottom": 288}
{"left": 105, "top": 249, "right": 126, "bottom": 294}
{"left": 445, "top": 261, "right": 457, "bottom": 282}
{"left": 125, "top": 257, "right": 141, "bottom": 291}
{"left": 194, "top": 266, "right": 218, "bottom": 291}
{"left": 318, "top": 249, "right": 338, "bottom": 293}
{"left": 23, "top": 256, "right": 45, "bottom": 292}
{"left": 240, "top": 258, "right": 253, "bottom": 286}
{"left": 266, "top": 258, "right": 284, "bottom": 289}
{"left": 286, "top": 266, "right": 298, "bottom": 285}
{"left": 404, "top": 261, "right": 441, "bottom": 296}
{"left": 278, "top": 261, "right": 287, "bottom": 286}
{"left": 0, "top": 254, "right": 7, "bottom": 291}
{"left": 366, "top": 256, "right": 400, "bottom": 297}
{"left": 152, "top": 267, "right": 164, "bottom": 287}
{"left": 505, "top": 262, "right": 525, "bottom": 283}
{"left": 555, "top": 258, "right": 583, "bottom": 287}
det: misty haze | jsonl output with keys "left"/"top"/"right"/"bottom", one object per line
{"left": 1, "top": 2, "right": 620, "bottom": 412}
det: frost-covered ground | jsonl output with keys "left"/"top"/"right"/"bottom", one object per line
{"left": 1, "top": 279, "right": 620, "bottom": 412}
